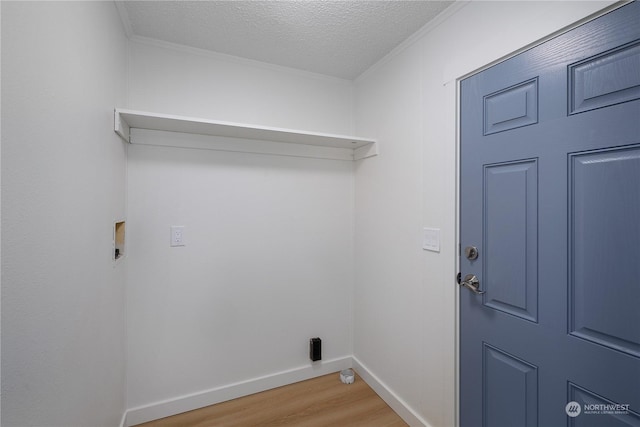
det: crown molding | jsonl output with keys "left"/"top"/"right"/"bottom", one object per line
{"left": 355, "top": 0, "right": 469, "bottom": 83}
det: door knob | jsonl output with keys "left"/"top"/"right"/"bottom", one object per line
{"left": 459, "top": 274, "right": 485, "bottom": 295}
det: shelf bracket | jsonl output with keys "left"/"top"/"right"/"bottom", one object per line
{"left": 354, "top": 142, "right": 379, "bottom": 160}
{"left": 114, "top": 110, "right": 130, "bottom": 143}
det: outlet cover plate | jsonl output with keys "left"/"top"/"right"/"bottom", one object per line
{"left": 170, "top": 226, "right": 185, "bottom": 247}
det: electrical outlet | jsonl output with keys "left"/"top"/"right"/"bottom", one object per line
{"left": 170, "top": 226, "right": 185, "bottom": 247}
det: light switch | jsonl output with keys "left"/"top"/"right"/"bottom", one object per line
{"left": 423, "top": 227, "right": 440, "bottom": 252}
{"left": 170, "top": 226, "right": 185, "bottom": 247}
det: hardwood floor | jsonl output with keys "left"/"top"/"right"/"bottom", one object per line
{"left": 134, "top": 372, "right": 408, "bottom": 427}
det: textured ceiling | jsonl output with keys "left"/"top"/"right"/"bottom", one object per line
{"left": 120, "top": 1, "right": 454, "bottom": 80}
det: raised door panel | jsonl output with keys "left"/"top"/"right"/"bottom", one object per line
{"left": 569, "top": 145, "right": 640, "bottom": 357}
{"left": 483, "top": 344, "right": 538, "bottom": 427}
{"left": 569, "top": 383, "right": 640, "bottom": 427}
{"left": 569, "top": 41, "right": 640, "bottom": 115}
{"left": 483, "top": 160, "right": 538, "bottom": 322}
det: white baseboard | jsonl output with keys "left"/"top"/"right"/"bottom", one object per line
{"left": 123, "top": 356, "right": 430, "bottom": 427}
{"left": 352, "top": 356, "right": 432, "bottom": 427}
{"left": 124, "top": 356, "right": 352, "bottom": 426}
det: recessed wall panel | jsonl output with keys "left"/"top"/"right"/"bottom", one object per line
{"left": 569, "top": 41, "right": 640, "bottom": 115}
{"left": 569, "top": 146, "right": 640, "bottom": 357}
{"left": 483, "top": 344, "right": 538, "bottom": 427}
{"left": 484, "top": 78, "right": 538, "bottom": 135}
{"left": 483, "top": 160, "right": 538, "bottom": 322}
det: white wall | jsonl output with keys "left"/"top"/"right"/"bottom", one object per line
{"left": 353, "top": 39, "right": 426, "bottom": 423}
{"left": 125, "top": 41, "right": 356, "bottom": 422}
{"left": 1, "top": 2, "right": 128, "bottom": 426}
{"left": 127, "top": 39, "right": 354, "bottom": 135}
{"left": 353, "top": 2, "right": 615, "bottom": 426}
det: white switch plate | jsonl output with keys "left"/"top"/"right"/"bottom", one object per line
{"left": 423, "top": 227, "right": 440, "bottom": 252}
{"left": 170, "top": 226, "right": 185, "bottom": 247}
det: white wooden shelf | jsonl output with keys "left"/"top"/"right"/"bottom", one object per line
{"left": 114, "top": 109, "right": 378, "bottom": 161}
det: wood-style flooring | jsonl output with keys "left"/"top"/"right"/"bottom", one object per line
{"left": 133, "top": 372, "right": 408, "bottom": 427}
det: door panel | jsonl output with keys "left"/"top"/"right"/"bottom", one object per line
{"left": 460, "top": 3, "right": 640, "bottom": 427}
{"left": 569, "top": 383, "right": 640, "bottom": 427}
{"left": 483, "top": 160, "right": 538, "bottom": 322}
{"left": 483, "top": 344, "right": 538, "bottom": 427}
{"left": 569, "top": 41, "right": 640, "bottom": 114}
{"left": 569, "top": 146, "right": 640, "bottom": 358}
{"left": 484, "top": 78, "right": 539, "bottom": 135}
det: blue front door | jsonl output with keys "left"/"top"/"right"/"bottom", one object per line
{"left": 460, "top": 3, "right": 640, "bottom": 426}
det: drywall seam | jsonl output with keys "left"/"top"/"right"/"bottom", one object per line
{"left": 123, "top": 26, "right": 131, "bottom": 423}
{"left": 353, "top": 356, "right": 432, "bottom": 427}
{"left": 124, "top": 356, "right": 352, "bottom": 426}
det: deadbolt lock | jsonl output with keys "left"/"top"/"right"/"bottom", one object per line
{"left": 464, "top": 246, "right": 479, "bottom": 260}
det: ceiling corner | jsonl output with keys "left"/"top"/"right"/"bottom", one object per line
{"left": 114, "top": 1, "right": 133, "bottom": 38}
